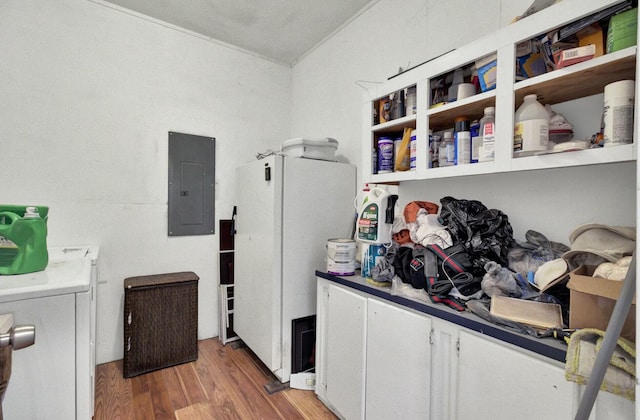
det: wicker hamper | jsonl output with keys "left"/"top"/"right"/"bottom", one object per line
{"left": 123, "top": 271, "right": 199, "bottom": 378}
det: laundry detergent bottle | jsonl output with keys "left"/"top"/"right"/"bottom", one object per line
{"left": 355, "top": 187, "right": 398, "bottom": 245}
{"left": 0, "top": 205, "right": 49, "bottom": 275}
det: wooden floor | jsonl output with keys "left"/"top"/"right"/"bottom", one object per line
{"left": 94, "top": 338, "right": 337, "bottom": 420}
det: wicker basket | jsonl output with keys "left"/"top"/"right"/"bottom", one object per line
{"left": 123, "top": 272, "right": 199, "bottom": 378}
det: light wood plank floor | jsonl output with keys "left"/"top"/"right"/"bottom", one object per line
{"left": 94, "top": 338, "right": 337, "bottom": 420}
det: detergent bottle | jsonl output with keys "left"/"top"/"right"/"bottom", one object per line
{"left": 355, "top": 187, "right": 398, "bottom": 245}
{"left": 0, "top": 205, "right": 49, "bottom": 275}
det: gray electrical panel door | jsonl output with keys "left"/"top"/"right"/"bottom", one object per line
{"left": 168, "top": 132, "right": 215, "bottom": 236}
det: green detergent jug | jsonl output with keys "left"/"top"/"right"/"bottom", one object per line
{"left": 0, "top": 205, "right": 49, "bottom": 275}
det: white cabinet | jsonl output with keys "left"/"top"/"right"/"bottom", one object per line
{"left": 366, "top": 299, "right": 431, "bottom": 420}
{"left": 456, "top": 330, "right": 575, "bottom": 420}
{"left": 0, "top": 247, "right": 98, "bottom": 420}
{"left": 317, "top": 276, "right": 635, "bottom": 420}
{"left": 318, "top": 282, "right": 367, "bottom": 419}
{"left": 316, "top": 279, "right": 431, "bottom": 419}
{"left": 2, "top": 293, "right": 77, "bottom": 419}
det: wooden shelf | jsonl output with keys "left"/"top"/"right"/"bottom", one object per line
{"left": 514, "top": 47, "right": 637, "bottom": 106}
{"left": 427, "top": 90, "right": 497, "bottom": 131}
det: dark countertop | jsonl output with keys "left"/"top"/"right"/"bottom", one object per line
{"left": 316, "top": 270, "right": 568, "bottom": 363}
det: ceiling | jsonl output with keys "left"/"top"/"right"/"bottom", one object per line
{"left": 102, "top": 0, "right": 376, "bottom": 65}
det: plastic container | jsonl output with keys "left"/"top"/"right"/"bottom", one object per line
{"left": 377, "top": 137, "right": 394, "bottom": 173}
{"left": 355, "top": 187, "right": 395, "bottom": 244}
{"left": 607, "top": 8, "right": 638, "bottom": 53}
{"left": 0, "top": 205, "right": 49, "bottom": 275}
{"left": 470, "top": 120, "right": 480, "bottom": 163}
{"left": 603, "top": 80, "right": 635, "bottom": 146}
{"left": 479, "top": 106, "right": 496, "bottom": 162}
{"left": 431, "top": 133, "right": 441, "bottom": 168}
{"left": 439, "top": 131, "right": 455, "bottom": 167}
{"left": 390, "top": 90, "right": 405, "bottom": 120}
{"left": 410, "top": 129, "right": 417, "bottom": 170}
{"left": 406, "top": 86, "right": 417, "bottom": 115}
{"left": 454, "top": 117, "right": 471, "bottom": 165}
{"left": 282, "top": 138, "right": 338, "bottom": 161}
{"left": 514, "top": 94, "right": 549, "bottom": 156}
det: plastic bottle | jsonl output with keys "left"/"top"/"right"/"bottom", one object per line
{"left": 514, "top": 94, "right": 549, "bottom": 156}
{"left": 406, "top": 86, "right": 417, "bottom": 115}
{"left": 356, "top": 187, "right": 394, "bottom": 244}
{"left": 431, "top": 133, "right": 441, "bottom": 168}
{"left": 439, "top": 131, "right": 455, "bottom": 167}
{"left": 470, "top": 120, "right": 480, "bottom": 163}
{"left": 0, "top": 205, "right": 49, "bottom": 275}
{"left": 454, "top": 116, "right": 471, "bottom": 165}
{"left": 479, "top": 106, "right": 496, "bottom": 162}
{"left": 390, "top": 89, "right": 405, "bottom": 120}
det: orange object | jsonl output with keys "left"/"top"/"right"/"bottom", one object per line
{"left": 392, "top": 229, "right": 412, "bottom": 245}
{"left": 403, "top": 201, "right": 439, "bottom": 223}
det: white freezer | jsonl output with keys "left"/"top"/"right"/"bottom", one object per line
{"left": 234, "top": 155, "right": 356, "bottom": 383}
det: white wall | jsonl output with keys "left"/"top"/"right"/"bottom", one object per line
{"left": 1, "top": 0, "right": 291, "bottom": 363}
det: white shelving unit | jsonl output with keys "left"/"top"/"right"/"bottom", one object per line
{"left": 362, "top": 0, "right": 637, "bottom": 183}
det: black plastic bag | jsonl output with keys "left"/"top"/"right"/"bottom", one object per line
{"left": 439, "top": 196, "right": 515, "bottom": 271}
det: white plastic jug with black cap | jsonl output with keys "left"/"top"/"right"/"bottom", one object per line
{"left": 355, "top": 186, "right": 398, "bottom": 245}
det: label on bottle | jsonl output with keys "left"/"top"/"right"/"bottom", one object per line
{"left": 470, "top": 123, "right": 481, "bottom": 163}
{"left": 410, "top": 135, "right": 417, "bottom": 170}
{"left": 357, "top": 203, "right": 379, "bottom": 242}
{"left": 514, "top": 119, "right": 548, "bottom": 154}
{"left": 480, "top": 122, "right": 496, "bottom": 161}
{"left": 454, "top": 131, "right": 471, "bottom": 165}
{"left": 377, "top": 139, "right": 394, "bottom": 173}
{"left": 445, "top": 142, "right": 456, "bottom": 165}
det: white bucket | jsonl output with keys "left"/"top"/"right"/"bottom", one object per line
{"left": 327, "top": 239, "right": 356, "bottom": 276}
{"left": 603, "top": 80, "right": 635, "bottom": 146}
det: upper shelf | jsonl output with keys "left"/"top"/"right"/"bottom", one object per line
{"left": 426, "top": 90, "right": 497, "bottom": 131}
{"left": 514, "top": 46, "right": 637, "bottom": 105}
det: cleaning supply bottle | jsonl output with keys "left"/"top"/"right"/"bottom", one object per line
{"left": 514, "top": 94, "right": 549, "bottom": 156}
{"left": 479, "top": 106, "right": 496, "bottom": 162}
{"left": 0, "top": 205, "right": 49, "bottom": 275}
{"left": 356, "top": 187, "right": 397, "bottom": 244}
{"left": 439, "top": 131, "right": 455, "bottom": 167}
{"left": 454, "top": 116, "right": 471, "bottom": 165}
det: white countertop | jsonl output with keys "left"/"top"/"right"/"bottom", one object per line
{"left": 0, "top": 246, "right": 99, "bottom": 303}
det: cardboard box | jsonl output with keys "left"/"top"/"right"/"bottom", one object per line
{"left": 475, "top": 54, "right": 496, "bottom": 92}
{"left": 577, "top": 23, "right": 604, "bottom": 58}
{"left": 567, "top": 265, "right": 636, "bottom": 342}
{"left": 553, "top": 44, "right": 596, "bottom": 69}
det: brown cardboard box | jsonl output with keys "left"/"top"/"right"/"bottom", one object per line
{"left": 567, "top": 265, "right": 636, "bottom": 342}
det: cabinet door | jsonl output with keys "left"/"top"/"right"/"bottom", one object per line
{"left": 456, "top": 330, "right": 574, "bottom": 420}
{"left": 326, "top": 284, "right": 367, "bottom": 420}
{"left": 2, "top": 293, "right": 76, "bottom": 420}
{"left": 366, "top": 299, "right": 431, "bottom": 420}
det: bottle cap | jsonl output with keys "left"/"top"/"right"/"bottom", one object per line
{"left": 23, "top": 207, "right": 41, "bottom": 219}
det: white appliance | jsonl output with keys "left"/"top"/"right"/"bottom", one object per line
{"left": 234, "top": 155, "right": 355, "bottom": 383}
{"left": 0, "top": 246, "right": 99, "bottom": 420}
